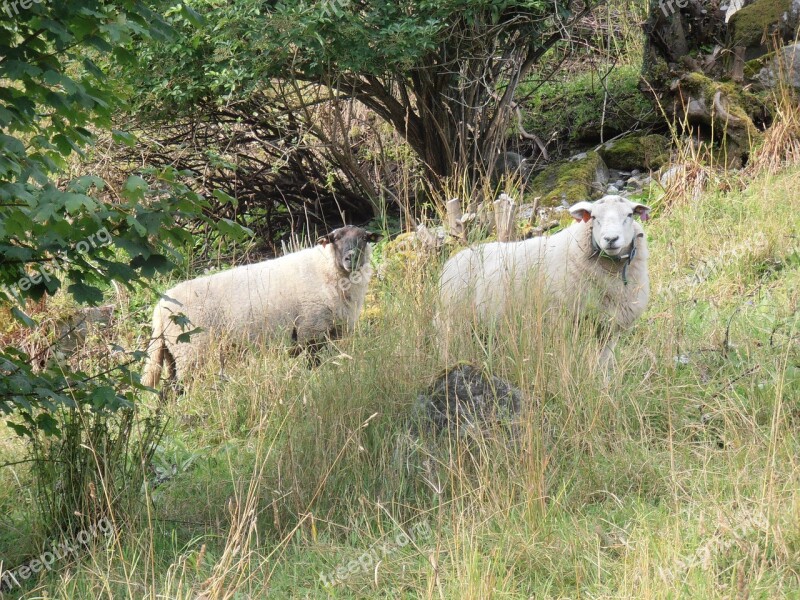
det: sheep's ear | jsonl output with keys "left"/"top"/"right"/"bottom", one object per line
{"left": 317, "top": 228, "right": 344, "bottom": 246}
{"left": 569, "top": 201, "right": 593, "bottom": 223}
{"left": 365, "top": 231, "right": 382, "bottom": 243}
{"left": 631, "top": 202, "right": 651, "bottom": 221}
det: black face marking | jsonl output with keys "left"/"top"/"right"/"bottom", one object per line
{"left": 318, "top": 225, "right": 380, "bottom": 273}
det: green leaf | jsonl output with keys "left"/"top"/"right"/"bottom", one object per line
{"left": 176, "top": 326, "right": 204, "bottom": 343}
{"left": 112, "top": 129, "right": 137, "bottom": 147}
{"left": 169, "top": 313, "right": 193, "bottom": 331}
{"left": 35, "top": 412, "right": 60, "bottom": 436}
{"left": 121, "top": 175, "right": 148, "bottom": 202}
{"left": 11, "top": 307, "right": 36, "bottom": 328}
{"left": 126, "top": 214, "right": 148, "bottom": 236}
{"left": 63, "top": 192, "right": 95, "bottom": 214}
{"left": 89, "top": 386, "right": 117, "bottom": 409}
{"left": 131, "top": 254, "right": 173, "bottom": 277}
{"left": 7, "top": 422, "right": 32, "bottom": 437}
{"left": 68, "top": 175, "right": 105, "bottom": 193}
{"left": 0, "top": 134, "right": 25, "bottom": 155}
{"left": 216, "top": 218, "right": 254, "bottom": 241}
{"left": 67, "top": 282, "right": 105, "bottom": 305}
{"left": 212, "top": 189, "right": 238, "bottom": 207}
{"left": 180, "top": 3, "right": 205, "bottom": 27}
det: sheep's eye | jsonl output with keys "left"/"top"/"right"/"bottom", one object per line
{"left": 627, "top": 213, "right": 633, "bottom": 218}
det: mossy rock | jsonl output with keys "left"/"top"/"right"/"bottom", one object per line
{"left": 678, "top": 72, "right": 765, "bottom": 147}
{"left": 643, "top": 54, "right": 671, "bottom": 88}
{"left": 528, "top": 151, "right": 608, "bottom": 207}
{"left": 679, "top": 72, "right": 762, "bottom": 113}
{"left": 747, "top": 43, "right": 800, "bottom": 89}
{"left": 598, "top": 134, "right": 671, "bottom": 171}
{"left": 744, "top": 52, "right": 775, "bottom": 81}
{"left": 729, "top": 0, "right": 793, "bottom": 48}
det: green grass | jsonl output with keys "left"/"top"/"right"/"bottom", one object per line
{"left": 1, "top": 167, "right": 799, "bottom": 598}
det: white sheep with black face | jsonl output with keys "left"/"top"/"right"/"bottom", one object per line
{"left": 439, "top": 195, "right": 651, "bottom": 368}
{"left": 142, "top": 225, "right": 380, "bottom": 387}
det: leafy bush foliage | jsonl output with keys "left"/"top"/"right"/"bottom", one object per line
{"left": 122, "top": 0, "right": 600, "bottom": 213}
{"left": 0, "top": 1, "right": 247, "bottom": 435}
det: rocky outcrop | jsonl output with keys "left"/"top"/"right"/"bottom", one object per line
{"left": 641, "top": 0, "right": 799, "bottom": 164}
{"left": 670, "top": 72, "right": 766, "bottom": 160}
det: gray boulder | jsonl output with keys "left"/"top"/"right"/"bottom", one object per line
{"left": 756, "top": 43, "right": 800, "bottom": 89}
{"left": 492, "top": 151, "right": 534, "bottom": 185}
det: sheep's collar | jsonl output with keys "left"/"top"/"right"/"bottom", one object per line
{"left": 332, "top": 262, "right": 370, "bottom": 306}
{"left": 589, "top": 230, "right": 642, "bottom": 286}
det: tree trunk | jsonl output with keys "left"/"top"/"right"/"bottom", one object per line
{"left": 338, "top": 2, "right": 606, "bottom": 191}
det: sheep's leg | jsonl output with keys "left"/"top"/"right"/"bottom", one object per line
{"left": 326, "top": 323, "right": 345, "bottom": 341}
{"left": 598, "top": 342, "right": 615, "bottom": 368}
{"left": 158, "top": 346, "right": 187, "bottom": 396}
{"left": 305, "top": 342, "right": 325, "bottom": 367}
{"left": 305, "top": 323, "right": 347, "bottom": 365}
{"left": 164, "top": 347, "right": 177, "bottom": 381}
{"left": 598, "top": 335, "right": 618, "bottom": 381}
{"left": 294, "top": 313, "right": 336, "bottom": 366}
{"left": 289, "top": 328, "right": 303, "bottom": 358}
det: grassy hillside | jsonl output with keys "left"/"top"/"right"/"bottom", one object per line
{"left": 1, "top": 167, "right": 799, "bottom": 598}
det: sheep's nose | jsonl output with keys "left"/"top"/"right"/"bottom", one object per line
{"left": 604, "top": 235, "right": 619, "bottom": 245}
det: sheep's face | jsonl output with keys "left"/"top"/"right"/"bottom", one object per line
{"left": 569, "top": 195, "right": 650, "bottom": 257}
{"left": 317, "top": 225, "right": 382, "bottom": 273}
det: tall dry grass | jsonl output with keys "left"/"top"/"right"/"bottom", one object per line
{"left": 1, "top": 159, "right": 796, "bottom": 598}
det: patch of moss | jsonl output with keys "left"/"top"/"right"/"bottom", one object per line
{"left": 528, "top": 151, "right": 607, "bottom": 207}
{"left": 519, "top": 64, "right": 652, "bottom": 145}
{"left": 744, "top": 52, "right": 775, "bottom": 80}
{"left": 729, "top": 0, "right": 793, "bottom": 47}
{"left": 643, "top": 52, "right": 671, "bottom": 88}
{"left": 679, "top": 72, "right": 765, "bottom": 145}
{"left": 599, "top": 134, "right": 671, "bottom": 171}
